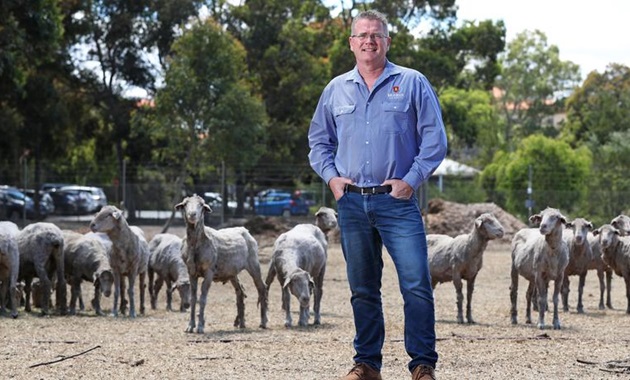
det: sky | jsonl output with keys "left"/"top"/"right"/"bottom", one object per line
{"left": 455, "top": 0, "right": 630, "bottom": 79}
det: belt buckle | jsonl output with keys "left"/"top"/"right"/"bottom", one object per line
{"left": 361, "top": 187, "right": 374, "bottom": 195}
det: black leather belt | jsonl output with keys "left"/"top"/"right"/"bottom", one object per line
{"left": 345, "top": 184, "right": 392, "bottom": 195}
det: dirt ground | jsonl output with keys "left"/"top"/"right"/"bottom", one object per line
{"left": 2, "top": 220, "right": 630, "bottom": 380}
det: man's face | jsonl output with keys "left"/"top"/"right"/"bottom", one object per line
{"left": 349, "top": 18, "right": 391, "bottom": 65}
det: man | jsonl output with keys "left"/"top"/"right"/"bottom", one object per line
{"left": 307, "top": 9, "right": 447, "bottom": 380}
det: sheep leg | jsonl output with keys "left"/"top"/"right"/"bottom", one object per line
{"left": 625, "top": 275, "right": 630, "bottom": 314}
{"left": 53, "top": 248, "right": 67, "bottom": 315}
{"left": 453, "top": 275, "right": 465, "bottom": 324}
{"left": 120, "top": 276, "right": 128, "bottom": 315}
{"left": 112, "top": 272, "right": 121, "bottom": 317}
{"left": 313, "top": 270, "right": 325, "bottom": 326}
{"left": 596, "top": 268, "right": 605, "bottom": 310}
{"left": 148, "top": 269, "right": 156, "bottom": 310}
{"left": 282, "top": 284, "right": 292, "bottom": 327}
{"left": 525, "top": 281, "right": 534, "bottom": 324}
{"left": 247, "top": 264, "right": 268, "bottom": 329}
{"left": 69, "top": 278, "right": 81, "bottom": 315}
{"left": 606, "top": 269, "right": 613, "bottom": 309}
{"left": 230, "top": 277, "right": 247, "bottom": 329}
{"left": 509, "top": 266, "right": 519, "bottom": 324}
{"left": 560, "top": 275, "right": 570, "bottom": 312}
{"left": 186, "top": 276, "right": 198, "bottom": 333}
{"left": 466, "top": 276, "right": 476, "bottom": 324}
{"left": 165, "top": 279, "right": 173, "bottom": 312}
{"left": 536, "top": 281, "right": 549, "bottom": 329}
{"left": 126, "top": 273, "right": 137, "bottom": 318}
{"left": 93, "top": 280, "right": 104, "bottom": 316}
{"left": 138, "top": 272, "right": 146, "bottom": 315}
{"left": 551, "top": 276, "right": 563, "bottom": 329}
{"left": 34, "top": 264, "right": 51, "bottom": 316}
{"left": 576, "top": 273, "right": 586, "bottom": 314}
{"left": 24, "top": 277, "right": 33, "bottom": 313}
{"left": 152, "top": 276, "right": 163, "bottom": 310}
{"left": 197, "top": 274, "right": 213, "bottom": 334}
{"left": 0, "top": 281, "right": 8, "bottom": 315}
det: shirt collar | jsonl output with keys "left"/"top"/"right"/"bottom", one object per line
{"left": 347, "top": 60, "right": 401, "bottom": 84}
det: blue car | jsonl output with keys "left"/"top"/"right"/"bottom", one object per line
{"left": 254, "top": 192, "right": 309, "bottom": 217}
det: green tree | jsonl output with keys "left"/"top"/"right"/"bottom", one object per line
{"left": 496, "top": 30, "right": 581, "bottom": 149}
{"left": 482, "top": 135, "right": 591, "bottom": 219}
{"left": 439, "top": 87, "right": 502, "bottom": 163}
{"left": 134, "top": 19, "right": 266, "bottom": 225}
{"left": 562, "top": 64, "right": 630, "bottom": 147}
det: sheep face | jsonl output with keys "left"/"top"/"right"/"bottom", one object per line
{"left": 96, "top": 270, "right": 114, "bottom": 297}
{"left": 566, "top": 218, "right": 593, "bottom": 246}
{"left": 476, "top": 213, "right": 504, "bottom": 240}
{"left": 175, "top": 195, "right": 212, "bottom": 228}
{"left": 611, "top": 214, "right": 630, "bottom": 236}
{"left": 173, "top": 281, "right": 191, "bottom": 310}
{"left": 90, "top": 206, "right": 123, "bottom": 233}
{"left": 315, "top": 207, "right": 338, "bottom": 233}
{"left": 530, "top": 207, "right": 567, "bottom": 235}
{"left": 284, "top": 272, "right": 313, "bottom": 308}
{"left": 594, "top": 224, "right": 620, "bottom": 251}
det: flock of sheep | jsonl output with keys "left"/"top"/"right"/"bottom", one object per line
{"left": 0, "top": 194, "right": 339, "bottom": 334}
{"left": 1, "top": 197, "right": 630, "bottom": 334}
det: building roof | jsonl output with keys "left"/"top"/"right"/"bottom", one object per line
{"left": 432, "top": 158, "right": 480, "bottom": 178}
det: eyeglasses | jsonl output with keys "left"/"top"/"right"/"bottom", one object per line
{"left": 350, "top": 33, "right": 388, "bottom": 41}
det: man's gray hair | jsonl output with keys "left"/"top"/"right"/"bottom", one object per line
{"left": 351, "top": 10, "right": 389, "bottom": 36}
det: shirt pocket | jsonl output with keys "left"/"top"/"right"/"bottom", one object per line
{"left": 333, "top": 105, "right": 356, "bottom": 137}
{"left": 382, "top": 102, "right": 410, "bottom": 134}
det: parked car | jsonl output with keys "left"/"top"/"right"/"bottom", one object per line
{"left": 59, "top": 186, "right": 107, "bottom": 212}
{"left": 254, "top": 191, "right": 309, "bottom": 217}
{"left": 0, "top": 186, "right": 43, "bottom": 220}
{"left": 203, "top": 192, "right": 237, "bottom": 212}
{"left": 48, "top": 185, "right": 107, "bottom": 215}
{"left": 21, "top": 188, "right": 55, "bottom": 215}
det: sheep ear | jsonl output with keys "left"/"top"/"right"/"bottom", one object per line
{"left": 112, "top": 210, "right": 122, "bottom": 220}
{"left": 92, "top": 273, "right": 100, "bottom": 285}
{"left": 593, "top": 228, "right": 600, "bottom": 236}
{"left": 529, "top": 214, "right": 542, "bottom": 225}
{"left": 475, "top": 217, "right": 483, "bottom": 228}
{"left": 175, "top": 201, "right": 185, "bottom": 210}
{"left": 587, "top": 222, "right": 593, "bottom": 230}
{"left": 203, "top": 204, "right": 212, "bottom": 213}
{"left": 565, "top": 222, "right": 574, "bottom": 229}
{"left": 171, "top": 283, "right": 178, "bottom": 292}
{"left": 282, "top": 277, "right": 291, "bottom": 289}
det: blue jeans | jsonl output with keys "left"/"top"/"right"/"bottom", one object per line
{"left": 337, "top": 191, "right": 437, "bottom": 372}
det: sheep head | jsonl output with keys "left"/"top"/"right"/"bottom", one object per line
{"left": 90, "top": 205, "right": 124, "bottom": 233}
{"left": 315, "top": 207, "right": 338, "bottom": 233}
{"left": 566, "top": 218, "right": 593, "bottom": 246}
{"left": 175, "top": 194, "right": 212, "bottom": 228}
{"left": 530, "top": 207, "right": 567, "bottom": 235}
{"left": 283, "top": 270, "right": 314, "bottom": 308}
{"left": 475, "top": 213, "right": 504, "bottom": 240}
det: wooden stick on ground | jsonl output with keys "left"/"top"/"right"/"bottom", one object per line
{"left": 29, "top": 345, "right": 101, "bottom": 368}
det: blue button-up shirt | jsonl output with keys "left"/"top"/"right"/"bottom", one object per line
{"left": 308, "top": 60, "right": 448, "bottom": 191}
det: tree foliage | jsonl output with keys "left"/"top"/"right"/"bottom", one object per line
{"left": 495, "top": 30, "right": 581, "bottom": 148}
{"left": 481, "top": 134, "right": 591, "bottom": 219}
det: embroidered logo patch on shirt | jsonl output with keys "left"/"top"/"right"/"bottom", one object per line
{"left": 388, "top": 85, "right": 404, "bottom": 100}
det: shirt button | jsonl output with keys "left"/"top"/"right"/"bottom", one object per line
{"left": 365, "top": 141, "right": 369, "bottom": 144}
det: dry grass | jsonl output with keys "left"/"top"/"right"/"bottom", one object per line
{"left": 1, "top": 226, "right": 630, "bottom": 379}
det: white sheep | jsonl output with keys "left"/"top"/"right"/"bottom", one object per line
{"left": 510, "top": 207, "right": 569, "bottom": 329}
{"left": 592, "top": 224, "right": 630, "bottom": 313}
{"left": 265, "top": 208, "right": 336, "bottom": 327}
{"left": 176, "top": 194, "right": 268, "bottom": 333}
{"left": 427, "top": 212, "right": 504, "bottom": 324}
{"left": 89, "top": 206, "right": 149, "bottom": 318}
{"left": 17, "top": 222, "right": 67, "bottom": 315}
{"left": 147, "top": 233, "right": 190, "bottom": 312}
{"left": 611, "top": 214, "right": 630, "bottom": 235}
{"left": 62, "top": 230, "right": 114, "bottom": 316}
{"left": 0, "top": 221, "right": 20, "bottom": 318}
{"left": 559, "top": 218, "right": 593, "bottom": 313}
